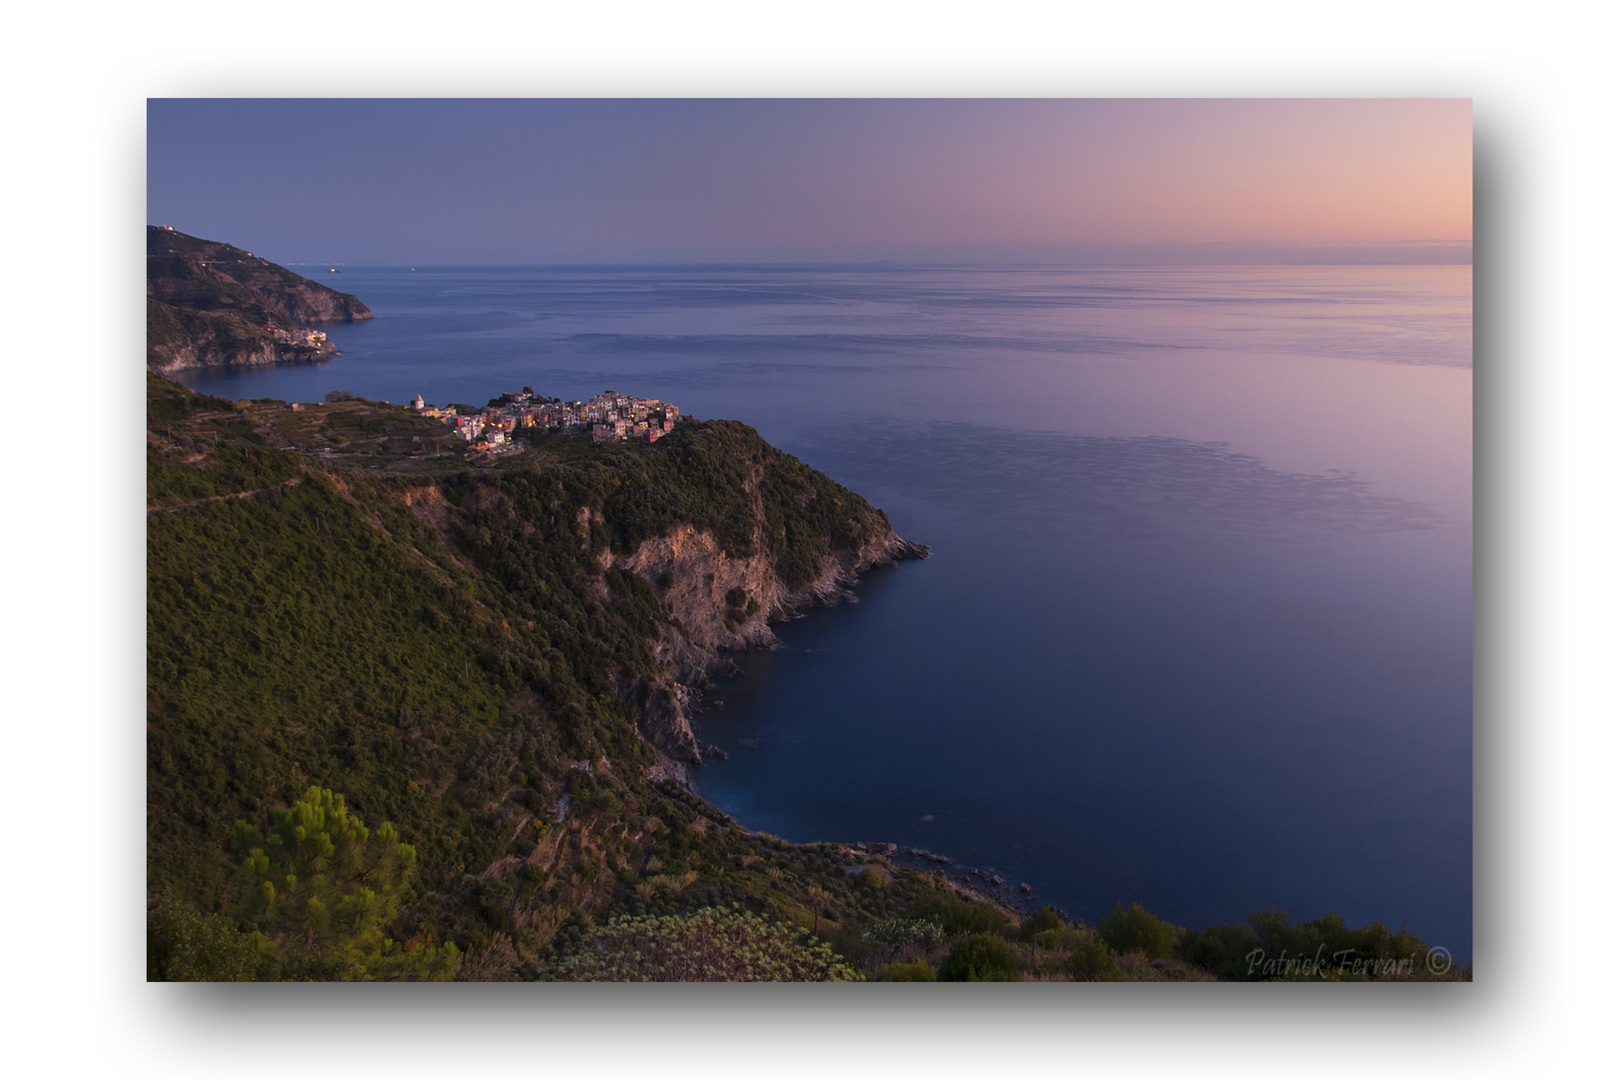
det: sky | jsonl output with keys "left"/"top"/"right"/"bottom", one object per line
{"left": 148, "top": 98, "right": 1471, "bottom": 266}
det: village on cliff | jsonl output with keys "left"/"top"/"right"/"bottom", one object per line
{"left": 408, "top": 387, "right": 680, "bottom": 453}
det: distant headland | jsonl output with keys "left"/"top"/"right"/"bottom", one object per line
{"left": 146, "top": 225, "right": 372, "bottom": 374}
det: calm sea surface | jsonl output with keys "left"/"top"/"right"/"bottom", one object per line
{"left": 181, "top": 264, "right": 1472, "bottom": 961}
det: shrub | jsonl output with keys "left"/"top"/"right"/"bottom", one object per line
{"left": 821, "top": 922, "right": 877, "bottom": 966}
{"left": 866, "top": 916, "right": 948, "bottom": 951}
{"left": 1098, "top": 902, "right": 1173, "bottom": 961}
{"left": 1175, "top": 922, "right": 1260, "bottom": 980}
{"left": 1018, "top": 906, "right": 1065, "bottom": 942}
{"left": 1065, "top": 933, "right": 1118, "bottom": 982}
{"left": 543, "top": 906, "right": 861, "bottom": 982}
{"left": 858, "top": 865, "right": 893, "bottom": 890}
{"left": 939, "top": 933, "right": 1022, "bottom": 982}
{"left": 907, "top": 891, "right": 1007, "bottom": 936}
{"left": 147, "top": 897, "right": 266, "bottom": 981}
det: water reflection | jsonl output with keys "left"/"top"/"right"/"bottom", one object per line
{"left": 797, "top": 421, "right": 1445, "bottom": 550}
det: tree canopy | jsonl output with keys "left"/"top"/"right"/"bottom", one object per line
{"left": 225, "top": 786, "right": 459, "bottom": 980}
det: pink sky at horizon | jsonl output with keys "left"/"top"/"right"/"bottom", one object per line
{"left": 148, "top": 99, "right": 1472, "bottom": 265}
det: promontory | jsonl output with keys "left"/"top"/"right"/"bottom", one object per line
{"left": 146, "top": 225, "right": 372, "bottom": 373}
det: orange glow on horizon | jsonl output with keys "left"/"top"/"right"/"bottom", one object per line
{"left": 150, "top": 99, "right": 1473, "bottom": 265}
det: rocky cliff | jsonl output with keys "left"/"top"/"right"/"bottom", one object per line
{"left": 414, "top": 467, "right": 927, "bottom": 766}
{"left": 371, "top": 416, "right": 931, "bottom": 767}
{"left": 616, "top": 520, "right": 928, "bottom": 763}
{"left": 146, "top": 225, "right": 373, "bottom": 374}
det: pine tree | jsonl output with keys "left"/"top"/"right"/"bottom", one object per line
{"left": 229, "top": 786, "right": 459, "bottom": 980}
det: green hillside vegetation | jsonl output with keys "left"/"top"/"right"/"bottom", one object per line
{"left": 146, "top": 376, "right": 1468, "bottom": 981}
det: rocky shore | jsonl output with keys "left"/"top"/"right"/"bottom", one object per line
{"left": 793, "top": 839, "right": 1050, "bottom": 920}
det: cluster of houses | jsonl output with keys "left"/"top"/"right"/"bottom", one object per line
{"left": 267, "top": 326, "right": 331, "bottom": 350}
{"left": 409, "top": 387, "right": 681, "bottom": 452}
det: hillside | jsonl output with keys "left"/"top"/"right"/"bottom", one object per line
{"left": 146, "top": 375, "right": 939, "bottom": 978}
{"left": 146, "top": 225, "right": 373, "bottom": 373}
{"left": 145, "top": 376, "right": 1465, "bottom": 982}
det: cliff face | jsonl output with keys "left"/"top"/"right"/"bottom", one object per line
{"left": 146, "top": 225, "right": 373, "bottom": 373}
{"left": 373, "top": 417, "right": 932, "bottom": 767}
{"left": 614, "top": 520, "right": 927, "bottom": 762}
{"left": 623, "top": 518, "right": 924, "bottom": 646}
{"left": 403, "top": 473, "right": 927, "bottom": 766}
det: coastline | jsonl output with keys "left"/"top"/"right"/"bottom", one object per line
{"left": 153, "top": 262, "right": 1473, "bottom": 965}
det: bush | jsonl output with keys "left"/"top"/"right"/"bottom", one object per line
{"left": 874, "top": 960, "right": 937, "bottom": 982}
{"left": 939, "top": 933, "right": 1022, "bottom": 982}
{"left": 821, "top": 922, "right": 877, "bottom": 966}
{"left": 1098, "top": 902, "right": 1173, "bottom": 961}
{"left": 543, "top": 906, "right": 861, "bottom": 982}
{"left": 1065, "top": 933, "right": 1117, "bottom": 982}
{"left": 1018, "top": 907, "right": 1065, "bottom": 942}
{"left": 1175, "top": 922, "right": 1260, "bottom": 981}
{"left": 147, "top": 897, "right": 266, "bottom": 981}
{"left": 858, "top": 865, "right": 893, "bottom": 890}
{"left": 907, "top": 891, "right": 1007, "bottom": 936}
{"left": 866, "top": 916, "right": 947, "bottom": 951}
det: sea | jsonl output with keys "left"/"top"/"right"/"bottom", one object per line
{"left": 178, "top": 263, "right": 1473, "bottom": 962}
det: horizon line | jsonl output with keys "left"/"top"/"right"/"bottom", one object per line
{"left": 282, "top": 254, "right": 1474, "bottom": 269}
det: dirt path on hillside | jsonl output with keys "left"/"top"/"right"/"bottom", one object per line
{"left": 147, "top": 472, "right": 305, "bottom": 514}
